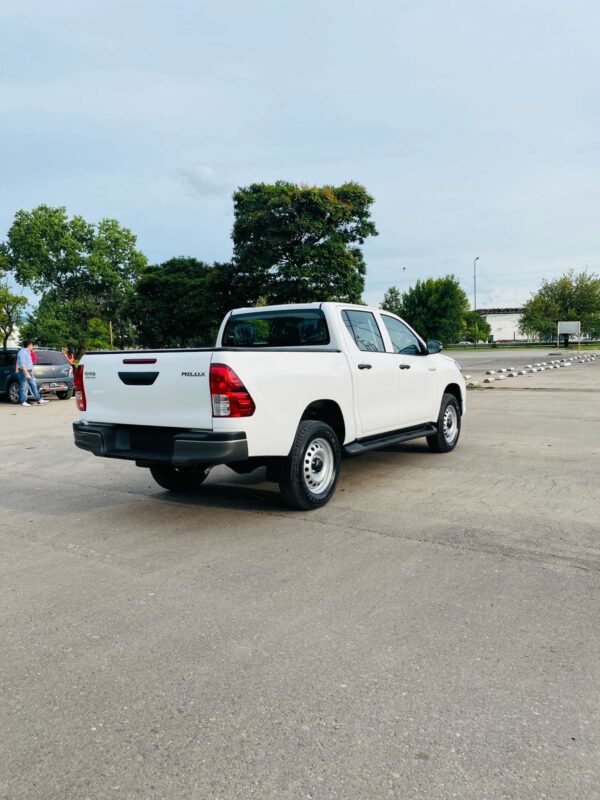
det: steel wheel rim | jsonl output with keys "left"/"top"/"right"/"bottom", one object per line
{"left": 302, "top": 437, "right": 336, "bottom": 496}
{"left": 443, "top": 404, "right": 459, "bottom": 443}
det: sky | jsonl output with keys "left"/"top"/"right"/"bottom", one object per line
{"left": 1, "top": 0, "right": 599, "bottom": 310}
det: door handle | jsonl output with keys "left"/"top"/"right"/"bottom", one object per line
{"left": 358, "top": 363, "right": 372, "bottom": 370}
{"left": 399, "top": 364, "right": 411, "bottom": 370}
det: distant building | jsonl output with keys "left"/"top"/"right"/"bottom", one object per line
{"left": 477, "top": 308, "right": 531, "bottom": 342}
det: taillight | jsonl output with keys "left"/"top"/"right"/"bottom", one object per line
{"left": 210, "top": 363, "right": 255, "bottom": 417}
{"left": 74, "top": 365, "right": 86, "bottom": 411}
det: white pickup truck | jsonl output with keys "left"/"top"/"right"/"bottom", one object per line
{"left": 73, "top": 303, "right": 465, "bottom": 509}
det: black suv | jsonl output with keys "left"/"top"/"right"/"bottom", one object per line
{"left": 0, "top": 348, "right": 74, "bottom": 403}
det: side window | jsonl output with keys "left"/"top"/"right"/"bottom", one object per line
{"left": 0, "top": 352, "right": 15, "bottom": 367}
{"left": 342, "top": 310, "right": 385, "bottom": 353}
{"left": 381, "top": 315, "right": 422, "bottom": 355}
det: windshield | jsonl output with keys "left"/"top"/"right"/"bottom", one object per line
{"left": 222, "top": 310, "right": 330, "bottom": 348}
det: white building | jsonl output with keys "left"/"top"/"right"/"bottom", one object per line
{"left": 6, "top": 324, "right": 21, "bottom": 347}
{"left": 478, "top": 308, "right": 529, "bottom": 342}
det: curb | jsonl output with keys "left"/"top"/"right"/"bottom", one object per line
{"left": 467, "top": 354, "right": 597, "bottom": 387}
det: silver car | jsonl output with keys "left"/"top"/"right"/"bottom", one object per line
{"left": 1, "top": 348, "right": 74, "bottom": 403}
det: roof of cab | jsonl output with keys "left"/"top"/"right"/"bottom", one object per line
{"left": 229, "top": 301, "right": 374, "bottom": 314}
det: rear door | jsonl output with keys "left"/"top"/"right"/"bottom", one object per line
{"left": 81, "top": 351, "right": 214, "bottom": 429}
{"left": 340, "top": 309, "right": 398, "bottom": 436}
{"left": 0, "top": 351, "right": 16, "bottom": 393}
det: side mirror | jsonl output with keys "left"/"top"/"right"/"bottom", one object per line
{"left": 427, "top": 340, "right": 443, "bottom": 354}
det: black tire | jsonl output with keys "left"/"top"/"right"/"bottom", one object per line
{"left": 7, "top": 381, "right": 20, "bottom": 404}
{"left": 427, "top": 393, "right": 462, "bottom": 453}
{"left": 150, "top": 465, "right": 210, "bottom": 492}
{"left": 57, "top": 389, "right": 73, "bottom": 400}
{"left": 279, "top": 420, "right": 341, "bottom": 510}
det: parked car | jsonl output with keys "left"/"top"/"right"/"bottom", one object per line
{"left": 0, "top": 347, "right": 74, "bottom": 403}
{"left": 73, "top": 303, "right": 465, "bottom": 510}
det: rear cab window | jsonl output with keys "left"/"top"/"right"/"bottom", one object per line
{"left": 341, "top": 310, "right": 385, "bottom": 352}
{"left": 33, "top": 350, "right": 68, "bottom": 365}
{"left": 222, "top": 310, "right": 330, "bottom": 348}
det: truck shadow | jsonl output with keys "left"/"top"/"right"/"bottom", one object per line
{"left": 158, "top": 470, "right": 288, "bottom": 512}
{"left": 155, "top": 442, "right": 434, "bottom": 512}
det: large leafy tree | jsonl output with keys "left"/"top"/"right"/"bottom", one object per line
{"left": 20, "top": 293, "right": 111, "bottom": 353}
{"left": 129, "top": 257, "right": 236, "bottom": 348}
{"left": 232, "top": 181, "right": 377, "bottom": 304}
{"left": 399, "top": 275, "right": 470, "bottom": 344}
{"left": 462, "top": 310, "right": 491, "bottom": 343}
{"left": 519, "top": 270, "right": 600, "bottom": 344}
{"left": 3, "top": 205, "right": 147, "bottom": 352}
{"left": 0, "top": 285, "right": 28, "bottom": 348}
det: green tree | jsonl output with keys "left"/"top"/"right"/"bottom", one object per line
{"left": 380, "top": 286, "right": 403, "bottom": 316}
{"left": 129, "top": 257, "right": 235, "bottom": 348}
{"left": 21, "top": 293, "right": 79, "bottom": 352}
{"left": 462, "top": 310, "right": 492, "bottom": 343}
{"left": 22, "top": 294, "right": 113, "bottom": 353}
{"left": 0, "top": 285, "right": 28, "bottom": 348}
{"left": 519, "top": 270, "right": 600, "bottom": 345}
{"left": 232, "top": 181, "right": 378, "bottom": 304}
{"left": 400, "top": 275, "right": 470, "bottom": 344}
{"left": 3, "top": 205, "right": 147, "bottom": 351}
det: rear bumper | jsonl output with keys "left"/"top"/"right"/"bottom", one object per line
{"left": 38, "top": 379, "right": 73, "bottom": 393}
{"left": 73, "top": 422, "right": 248, "bottom": 467}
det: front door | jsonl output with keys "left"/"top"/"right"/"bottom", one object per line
{"left": 379, "top": 313, "right": 439, "bottom": 426}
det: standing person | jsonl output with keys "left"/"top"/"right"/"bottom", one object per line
{"left": 63, "top": 346, "right": 76, "bottom": 370}
{"left": 15, "top": 340, "right": 48, "bottom": 407}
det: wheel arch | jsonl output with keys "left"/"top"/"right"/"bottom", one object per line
{"left": 443, "top": 383, "right": 464, "bottom": 414}
{"left": 300, "top": 399, "right": 346, "bottom": 445}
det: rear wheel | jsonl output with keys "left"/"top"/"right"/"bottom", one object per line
{"left": 279, "top": 420, "right": 341, "bottom": 510}
{"left": 427, "top": 393, "right": 461, "bottom": 453}
{"left": 7, "top": 381, "right": 20, "bottom": 404}
{"left": 57, "top": 389, "right": 73, "bottom": 400}
{"left": 150, "top": 465, "right": 211, "bottom": 492}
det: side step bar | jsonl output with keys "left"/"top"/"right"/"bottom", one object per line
{"left": 344, "top": 424, "right": 437, "bottom": 456}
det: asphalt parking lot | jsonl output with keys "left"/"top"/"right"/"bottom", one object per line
{"left": 1, "top": 360, "right": 600, "bottom": 800}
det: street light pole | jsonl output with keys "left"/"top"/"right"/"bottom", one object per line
{"left": 473, "top": 257, "right": 479, "bottom": 348}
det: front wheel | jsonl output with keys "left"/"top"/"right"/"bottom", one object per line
{"left": 279, "top": 420, "right": 341, "bottom": 510}
{"left": 150, "top": 465, "right": 211, "bottom": 492}
{"left": 427, "top": 393, "right": 462, "bottom": 453}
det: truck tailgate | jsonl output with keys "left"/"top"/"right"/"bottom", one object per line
{"left": 81, "top": 351, "right": 214, "bottom": 429}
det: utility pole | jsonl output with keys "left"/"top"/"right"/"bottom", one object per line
{"left": 473, "top": 257, "right": 479, "bottom": 348}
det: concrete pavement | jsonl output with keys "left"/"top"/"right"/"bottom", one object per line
{"left": 1, "top": 365, "right": 599, "bottom": 799}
